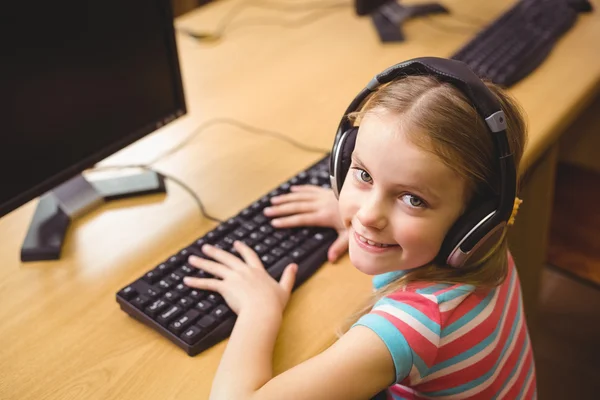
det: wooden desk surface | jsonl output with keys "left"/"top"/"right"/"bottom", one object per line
{"left": 1, "top": 1, "right": 599, "bottom": 398}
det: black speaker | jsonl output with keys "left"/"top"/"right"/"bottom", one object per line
{"left": 329, "top": 57, "right": 516, "bottom": 268}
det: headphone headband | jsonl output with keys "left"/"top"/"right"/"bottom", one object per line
{"left": 329, "top": 57, "right": 517, "bottom": 268}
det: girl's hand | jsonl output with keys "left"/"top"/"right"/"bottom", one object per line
{"left": 264, "top": 185, "right": 349, "bottom": 262}
{"left": 183, "top": 241, "right": 297, "bottom": 317}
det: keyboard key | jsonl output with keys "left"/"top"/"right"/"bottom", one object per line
{"left": 169, "top": 309, "right": 201, "bottom": 334}
{"left": 195, "top": 300, "right": 214, "bottom": 313}
{"left": 163, "top": 291, "right": 180, "bottom": 303}
{"left": 118, "top": 286, "right": 137, "bottom": 300}
{"left": 145, "top": 299, "right": 168, "bottom": 318}
{"left": 210, "top": 305, "right": 231, "bottom": 320}
{"left": 290, "top": 248, "right": 307, "bottom": 261}
{"left": 143, "top": 270, "right": 161, "bottom": 284}
{"left": 196, "top": 315, "right": 217, "bottom": 331}
{"left": 132, "top": 295, "right": 151, "bottom": 310}
{"left": 157, "top": 305, "right": 183, "bottom": 326}
{"left": 181, "top": 325, "right": 205, "bottom": 344}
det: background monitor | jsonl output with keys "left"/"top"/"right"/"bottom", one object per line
{"left": 354, "top": 1, "right": 449, "bottom": 42}
{"left": 2, "top": 0, "right": 186, "bottom": 260}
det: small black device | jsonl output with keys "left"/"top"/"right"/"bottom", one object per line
{"left": 2, "top": 0, "right": 186, "bottom": 261}
{"left": 355, "top": 0, "right": 450, "bottom": 42}
{"left": 116, "top": 156, "right": 337, "bottom": 356}
{"left": 451, "top": 0, "right": 593, "bottom": 87}
{"left": 329, "top": 57, "right": 516, "bottom": 269}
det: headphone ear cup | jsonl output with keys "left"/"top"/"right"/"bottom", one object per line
{"left": 331, "top": 127, "right": 358, "bottom": 198}
{"left": 438, "top": 199, "right": 498, "bottom": 268}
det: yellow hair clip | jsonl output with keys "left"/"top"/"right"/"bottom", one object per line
{"left": 507, "top": 197, "right": 523, "bottom": 226}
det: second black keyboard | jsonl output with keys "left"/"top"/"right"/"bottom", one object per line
{"left": 116, "top": 154, "right": 337, "bottom": 356}
{"left": 451, "top": 0, "right": 592, "bottom": 87}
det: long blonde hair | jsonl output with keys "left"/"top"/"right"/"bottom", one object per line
{"left": 342, "top": 75, "right": 527, "bottom": 331}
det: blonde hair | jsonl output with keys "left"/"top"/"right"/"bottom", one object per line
{"left": 342, "top": 75, "right": 527, "bottom": 331}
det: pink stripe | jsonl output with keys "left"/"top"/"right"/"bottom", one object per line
{"left": 500, "top": 347, "right": 535, "bottom": 399}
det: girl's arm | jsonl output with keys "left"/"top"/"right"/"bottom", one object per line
{"left": 184, "top": 241, "right": 396, "bottom": 400}
{"left": 217, "top": 323, "right": 395, "bottom": 400}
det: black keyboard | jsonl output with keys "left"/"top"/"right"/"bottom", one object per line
{"left": 451, "top": 0, "right": 592, "bottom": 87}
{"left": 116, "top": 155, "right": 337, "bottom": 356}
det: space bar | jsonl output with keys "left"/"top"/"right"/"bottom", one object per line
{"left": 267, "top": 256, "right": 293, "bottom": 281}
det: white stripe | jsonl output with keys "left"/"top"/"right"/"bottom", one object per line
{"left": 440, "top": 288, "right": 500, "bottom": 346}
{"left": 439, "top": 292, "right": 471, "bottom": 312}
{"left": 375, "top": 304, "right": 440, "bottom": 345}
{"left": 523, "top": 369, "right": 535, "bottom": 399}
{"left": 419, "top": 293, "right": 439, "bottom": 304}
{"left": 497, "top": 340, "right": 533, "bottom": 399}
{"left": 419, "top": 279, "right": 518, "bottom": 383}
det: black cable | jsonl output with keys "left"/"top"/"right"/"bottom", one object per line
{"left": 179, "top": 0, "right": 350, "bottom": 42}
{"left": 89, "top": 164, "right": 224, "bottom": 223}
{"left": 148, "top": 117, "right": 329, "bottom": 166}
{"left": 91, "top": 118, "right": 329, "bottom": 223}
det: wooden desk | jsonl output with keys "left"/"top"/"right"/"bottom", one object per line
{"left": 1, "top": 1, "right": 599, "bottom": 398}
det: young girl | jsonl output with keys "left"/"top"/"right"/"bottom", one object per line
{"left": 183, "top": 58, "right": 536, "bottom": 399}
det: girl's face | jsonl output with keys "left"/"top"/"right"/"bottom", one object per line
{"left": 338, "top": 109, "right": 468, "bottom": 276}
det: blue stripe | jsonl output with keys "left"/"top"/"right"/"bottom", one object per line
{"left": 428, "top": 278, "right": 516, "bottom": 374}
{"left": 436, "top": 284, "right": 476, "bottom": 304}
{"left": 390, "top": 394, "right": 410, "bottom": 400}
{"left": 412, "top": 350, "right": 430, "bottom": 379}
{"left": 491, "top": 332, "right": 530, "bottom": 399}
{"left": 441, "top": 271, "right": 516, "bottom": 338}
{"left": 512, "top": 356, "right": 535, "bottom": 399}
{"left": 353, "top": 313, "right": 413, "bottom": 382}
{"left": 377, "top": 297, "right": 441, "bottom": 335}
{"left": 421, "top": 296, "right": 523, "bottom": 397}
{"left": 416, "top": 284, "right": 450, "bottom": 295}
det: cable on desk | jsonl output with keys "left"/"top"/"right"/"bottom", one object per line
{"left": 420, "top": 13, "right": 489, "bottom": 35}
{"left": 89, "top": 164, "right": 224, "bottom": 223}
{"left": 148, "top": 117, "right": 330, "bottom": 166}
{"left": 179, "top": 0, "right": 351, "bottom": 42}
{"left": 91, "top": 118, "right": 329, "bottom": 223}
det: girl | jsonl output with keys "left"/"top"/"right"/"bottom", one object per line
{"left": 183, "top": 58, "right": 536, "bottom": 399}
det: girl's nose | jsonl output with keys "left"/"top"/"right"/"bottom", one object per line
{"left": 356, "top": 192, "right": 388, "bottom": 231}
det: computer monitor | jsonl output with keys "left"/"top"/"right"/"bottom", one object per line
{"left": 355, "top": 0, "right": 449, "bottom": 42}
{"left": 2, "top": 0, "right": 186, "bottom": 261}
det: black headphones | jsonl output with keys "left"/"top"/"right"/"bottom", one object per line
{"left": 329, "top": 57, "right": 516, "bottom": 269}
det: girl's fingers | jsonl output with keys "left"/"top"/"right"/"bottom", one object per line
{"left": 327, "top": 231, "right": 350, "bottom": 263}
{"left": 187, "top": 255, "right": 231, "bottom": 278}
{"left": 269, "top": 191, "right": 317, "bottom": 205}
{"left": 264, "top": 201, "right": 316, "bottom": 217}
{"left": 201, "top": 244, "right": 246, "bottom": 270}
{"left": 183, "top": 276, "right": 222, "bottom": 292}
{"left": 279, "top": 263, "right": 297, "bottom": 293}
{"left": 290, "top": 185, "right": 323, "bottom": 192}
{"left": 233, "top": 241, "right": 263, "bottom": 268}
{"left": 271, "top": 213, "right": 321, "bottom": 228}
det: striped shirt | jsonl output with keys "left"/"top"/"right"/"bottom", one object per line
{"left": 354, "top": 252, "right": 536, "bottom": 399}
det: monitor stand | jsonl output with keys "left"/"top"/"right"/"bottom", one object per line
{"left": 371, "top": 1, "right": 449, "bottom": 42}
{"left": 21, "top": 171, "right": 166, "bottom": 262}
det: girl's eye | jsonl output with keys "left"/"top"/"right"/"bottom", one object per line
{"left": 352, "top": 168, "right": 372, "bottom": 183}
{"left": 401, "top": 194, "right": 425, "bottom": 208}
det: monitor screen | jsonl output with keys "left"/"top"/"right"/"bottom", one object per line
{"left": 1, "top": 0, "right": 186, "bottom": 218}
{"left": 355, "top": 0, "right": 393, "bottom": 16}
